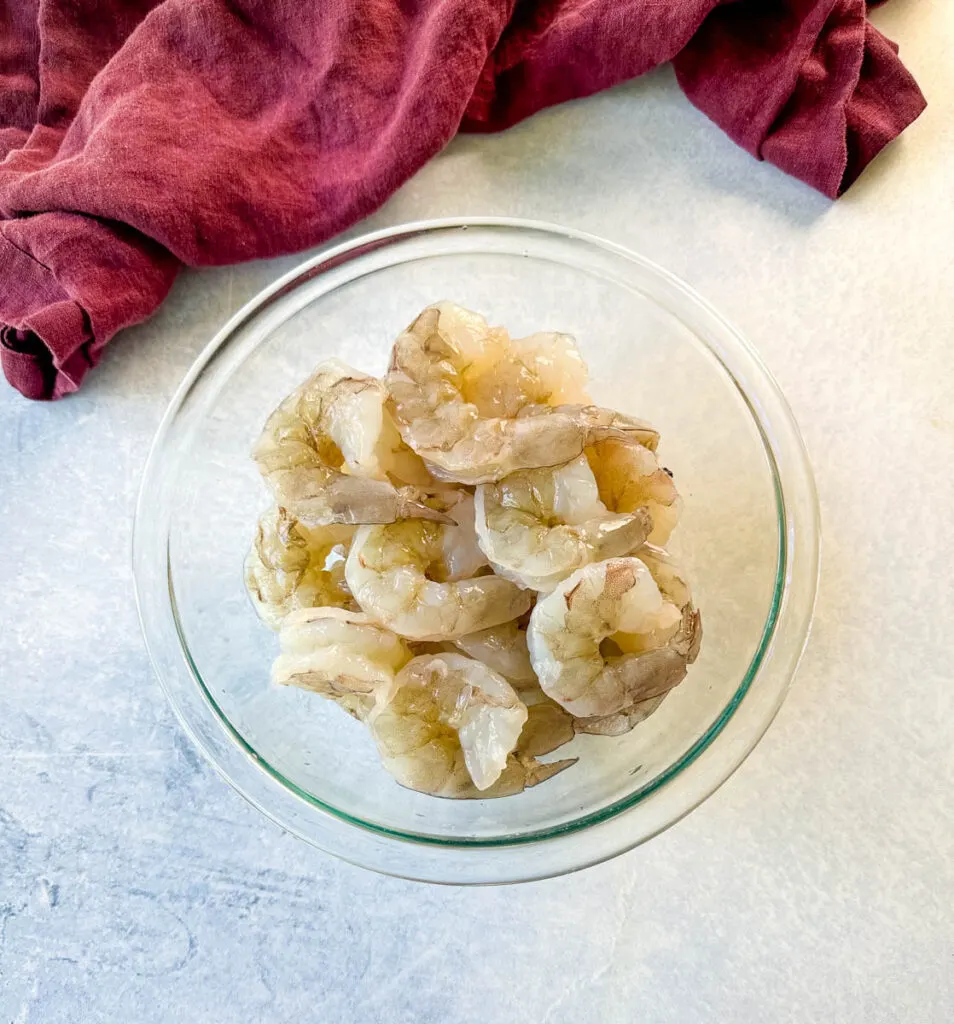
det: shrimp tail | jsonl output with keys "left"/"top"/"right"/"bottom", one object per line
{"left": 395, "top": 495, "right": 456, "bottom": 525}
{"left": 518, "top": 701, "right": 576, "bottom": 757}
{"left": 586, "top": 421, "right": 660, "bottom": 452}
{"left": 574, "top": 610, "right": 700, "bottom": 736}
{"left": 671, "top": 606, "right": 703, "bottom": 663}
{"left": 271, "top": 467, "right": 453, "bottom": 526}
{"left": 522, "top": 756, "right": 578, "bottom": 788}
{"left": 573, "top": 694, "right": 666, "bottom": 736}
{"left": 480, "top": 754, "right": 578, "bottom": 798}
{"left": 576, "top": 609, "right": 701, "bottom": 735}
{"left": 588, "top": 507, "right": 654, "bottom": 558}
{"left": 607, "top": 646, "right": 690, "bottom": 707}
{"left": 272, "top": 670, "right": 377, "bottom": 721}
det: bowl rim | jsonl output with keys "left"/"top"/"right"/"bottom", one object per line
{"left": 133, "top": 216, "right": 820, "bottom": 883}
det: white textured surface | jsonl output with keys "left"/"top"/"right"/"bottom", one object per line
{"left": 1, "top": 3, "right": 952, "bottom": 1020}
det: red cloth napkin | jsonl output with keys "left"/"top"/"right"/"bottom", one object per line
{"left": 0, "top": 0, "right": 925, "bottom": 400}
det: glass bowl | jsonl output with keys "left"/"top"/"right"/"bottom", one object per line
{"left": 133, "top": 218, "right": 819, "bottom": 884}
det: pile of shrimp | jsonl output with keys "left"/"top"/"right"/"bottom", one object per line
{"left": 247, "top": 302, "right": 702, "bottom": 799}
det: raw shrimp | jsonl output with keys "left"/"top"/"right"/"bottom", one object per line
{"left": 527, "top": 556, "right": 700, "bottom": 720}
{"left": 244, "top": 508, "right": 356, "bottom": 630}
{"left": 388, "top": 301, "right": 589, "bottom": 419}
{"left": 453, "top": 621, "right": 577, "bottom": 754}
{"left": 385, "top": 303, "right": 658, "bottom": 484}
{"left": 368, "top": 653, "right": 526, "bottom": 792}
{"left": 452, "top": 619, "right": 537, "bottom": 687}
{"left": 358, "top": 491, "right": 488, "bottom": 653}
{"left": 254, "top": 358, "right": 445, "bottom": 526}
{"left": 474, "top": 455, "right": 652, "bottom": 592}
{"left": 576, "top": 547, "right": 701, "bottom": 733}
{"left": 587, "top": 438, "right": 682, "bottom": 546}
{"left": 368, "top": 652, "right": 574, "bottom": 796}
{"left": 271, "top": 607, "right": 412, "bottom": 720}
{"left": 344, "top": 516, "right": 531, "bottom": 641}
{"left": 510, "top": 330, "right": 591, "bottom": 407}
{"left": 464, "top": 327, "right": 593, "bottom": 415}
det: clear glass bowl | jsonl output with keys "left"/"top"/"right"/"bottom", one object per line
{"left": 133, "top": 219, "right": 819, "bottom": 884}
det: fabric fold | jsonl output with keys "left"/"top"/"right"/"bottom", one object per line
{"left": 672, "top": 0, "right": 925, "bottom": 198}
{"left": 0, "top": 214, "right": 178, "bottom": 397}
{"left": 0, "top": 227, "right": 92, "bottom": 400}
{"left": 0, "top": 0, "right": 925, "bottom": 401}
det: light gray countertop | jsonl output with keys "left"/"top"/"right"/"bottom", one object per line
{"left": 2, "top": 3, "right": 952, "bottom": 1021}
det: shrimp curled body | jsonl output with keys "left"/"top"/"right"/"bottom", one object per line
{"left": 527, "top": 556, "right": 701, "bottom": 722}
{"left": 345, "top": 518, "right": 532, "bottom": 641}
{"left": 244, "top": 508, "right": 356, "bottom": 630}
{"left": 254, "top": 358, "right": 444, "bottom": 526}
{"left": 386, "top": 304, "right": 658, "bottom": 484}
{"left": 474, "top": 455, "right": 651, "bottom": 592}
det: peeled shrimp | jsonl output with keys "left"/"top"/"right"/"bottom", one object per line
{"left": 587, "top": 438, "right": 682, "bottom": 546}
{"left": 464, "top": 326, "right": 592, "bottom": 415}
{"left": 344, "top": 516, "right": 531, "bottom": 641}
{"left": 510, "top": 330, "right": 591, "bottom": 406}
{"left": 474, "top": 455, "right": 651, "bottom": 592}
{"left": 455, "top": 617, "right": 661, "bottom": 739}
{"left": 368, "top": 652, "right": 575, "bottom": 797}
{"left": 389, "top": 301, "right": 589, "bottom": 419}
{"left": 527, "top": 556, "right": 701, "bottom": 720}
{"left": 368, "top": 653, "right": 528, "bottom": 793}
{"left": 271, "top": 607, "right": 413, "bottom": 720}
{"left": 451, "top": 617, "right": 579, "bottom": 755}
{"left": 574, "top": 547, "right": 701, "bottom": 733}
{"left": 244, "top": 508, "right": 356, "bottom": 629}
{"left": 386, "top": 303, "right": 658, "bottom": 484}
{"left": 254, "top": 358, "right": 444, "bottom": 526}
